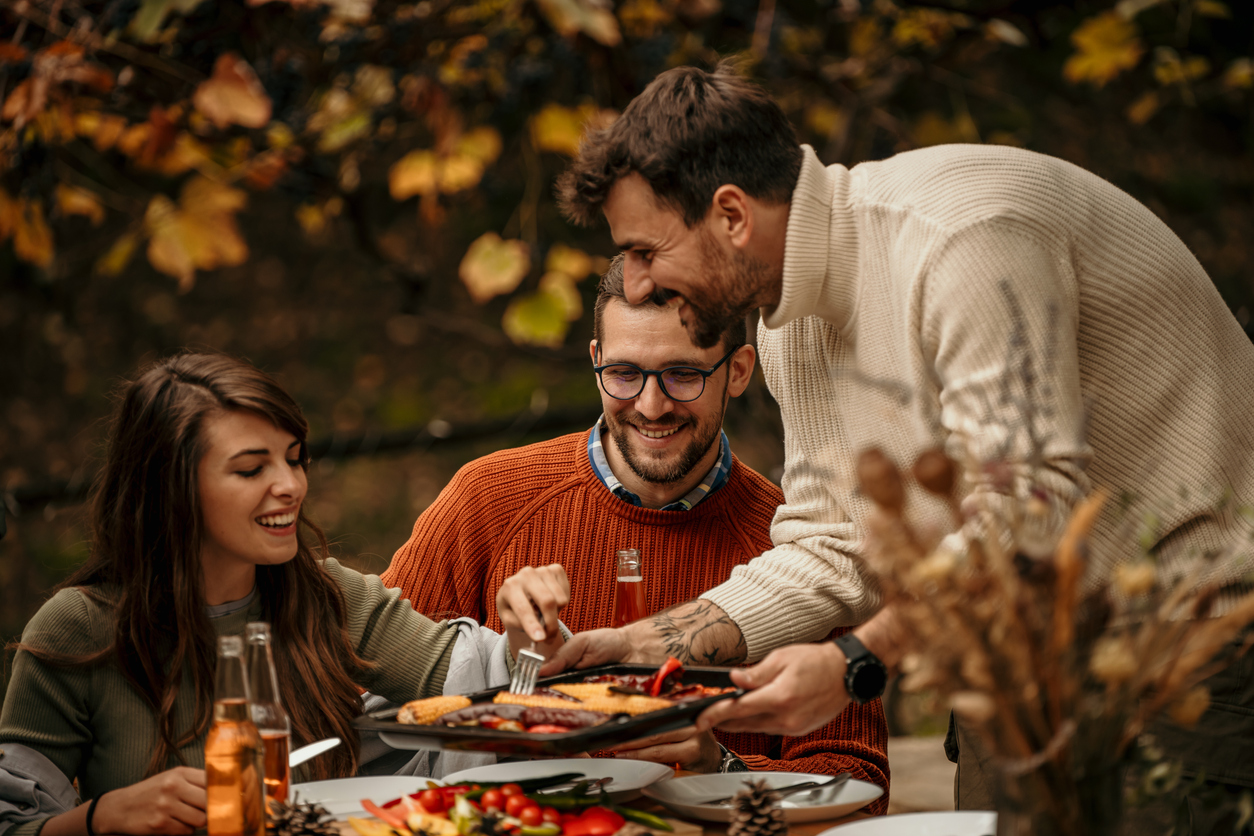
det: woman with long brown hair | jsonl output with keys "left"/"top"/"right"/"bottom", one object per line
{"left": 0, "top": 352, "right": 569, "bottom": 835}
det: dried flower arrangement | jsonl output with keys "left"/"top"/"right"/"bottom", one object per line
{"left": 855, "top": 446, "right": 1254, "bottom": 836}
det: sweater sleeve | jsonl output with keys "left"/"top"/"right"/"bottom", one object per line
{"left": 702, "top": 316, "right": 882, "bottom": 660}
{"left": 326, "top": 559, "right": 460, "bottom": 704}
{"left": 380, "top": 462, "right": 495, "bottom": 623}
{"left": 0, "top": 590, "right": 100, "bottom": 792}
{"left": 920, "top": 219, "right": 1091, "bottom": 544}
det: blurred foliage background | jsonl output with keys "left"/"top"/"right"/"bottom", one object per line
{"left": 3, "top": 0, "right": 1253, "bottom": 718}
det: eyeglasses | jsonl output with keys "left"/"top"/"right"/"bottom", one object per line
{"left": 593, "top": 346, "right": 738, "bottom": 403}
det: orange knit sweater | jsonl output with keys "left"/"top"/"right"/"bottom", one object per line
{"left": 383, "top": 431, "right": 889, "bottom": 812}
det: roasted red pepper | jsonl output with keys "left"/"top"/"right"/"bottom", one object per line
{"left": 560, "top": 806, "right": 625, "bottom": 836}
{"left": 524, "top": 724, "right": 571, "bottom": 734}
{"left": 647, "top": 657, "right": 684, "bottom": 697}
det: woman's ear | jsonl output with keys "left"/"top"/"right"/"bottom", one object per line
{"left": 726, "top": 344, "right": 757, "bottom": 398}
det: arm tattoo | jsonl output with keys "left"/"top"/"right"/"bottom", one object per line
{"left": 646, "top": 600, "right": 747, "bottom": 666}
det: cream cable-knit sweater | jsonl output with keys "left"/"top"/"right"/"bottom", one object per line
{"left": 701, "top": 144, "right": 1254, "bottom": 662}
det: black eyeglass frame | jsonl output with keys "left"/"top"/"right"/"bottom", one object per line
{"left": 592, "top": 345, "right": 739, "bottom": 403}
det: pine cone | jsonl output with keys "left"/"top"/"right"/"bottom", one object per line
{"left": 727, "top": 779, "right": 787, "bottom": 836}
{"left": 266, "top": 796, "right": 340, "bottom": 836}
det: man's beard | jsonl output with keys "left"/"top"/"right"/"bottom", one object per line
{"left": 679, "top": 227, "right": 771, "bottom": 349}
{"left": 605, "top": 385, "right": 727, "bottom": 486}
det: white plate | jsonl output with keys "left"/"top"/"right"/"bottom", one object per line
{"left": 641, "top": 772, "right": 884, "bottom": 823}
{"left": 290, "top": 775, "right": 438, "bottom": 819}
{"left": 443, "top": 759, "right": 674, "bottom": 803}
{"left": 818, "top": 811, "right": 998, "bottom": 835}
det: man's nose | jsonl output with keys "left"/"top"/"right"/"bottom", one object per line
{"left": 623, "top": 258, "right": 655, "bottom": 306}
{"left": 634, "top": 374, "right": 674, "bottom": 419}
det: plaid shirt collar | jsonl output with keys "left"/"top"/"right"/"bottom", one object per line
{"left": 587, "top": 415, "right": 733, "bottom": 511}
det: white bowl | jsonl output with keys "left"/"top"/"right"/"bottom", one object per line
{"left": 290, "top": 775, "right": 440, "bottom": 819}
{"left": 443, "top": 758, "right": 674, "bottom": 803}
{"left": 818, "top": 810, "right": 998, "bottom": 835}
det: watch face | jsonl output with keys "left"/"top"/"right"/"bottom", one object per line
{"left": 851, "top": 660, "right": 887, "bottom": 701}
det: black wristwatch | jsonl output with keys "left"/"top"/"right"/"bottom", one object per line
{"left": 834, "top": 633, "right": 888, "bottom": 705}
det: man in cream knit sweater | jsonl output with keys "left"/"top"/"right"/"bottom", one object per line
{"left": 546, "top": 63, "right": 1254, "bottom": 828}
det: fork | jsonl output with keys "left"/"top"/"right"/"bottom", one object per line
{"left": 697, "top": 772, "right": 851, "bottom": 806}
{"left": 509, "top": 641, "right": 545, "bottom": 695}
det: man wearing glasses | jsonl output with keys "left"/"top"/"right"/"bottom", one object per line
{"left": 381, "top": 256, "right": 889, "bottom": 800}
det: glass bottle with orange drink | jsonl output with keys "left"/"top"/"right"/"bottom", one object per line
{"left": 205, "top": 635, "right": 265, "bottom": 836}
{"left": 245, "top": 621, "right": 291, "bottom": 806}
{"left": 611, "top": 548, "right": 646, "bottom": 628}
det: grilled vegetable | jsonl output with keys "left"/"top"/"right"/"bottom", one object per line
{"left": 547, "top": 684, "right": 672, "bottom": 715}
{"left": 398, "top": 695, "right": 472, "bottom": 725}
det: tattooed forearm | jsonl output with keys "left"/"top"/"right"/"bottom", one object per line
{"left": 640, "top": 599, "right": 747, "bottom": 666}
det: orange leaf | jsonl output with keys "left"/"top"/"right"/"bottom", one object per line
{"left": 55, "top": 183, "right": 106, "bottom": 226}
{"left": 389, "top": 150, "right": 439, "bottom": 199}
{"left": 458, "top": 232, "right": 530, "bottom": 303}
{"left": 545, "top": 243, "right": 595, "bottom": 279}
{"left": 0, "top": 44, "right": 29, "bottom": 64}
{"left": 0, "top": 187, "right": 17, "bottom": 243}
{"left": 193, "top": 53, "right": 273, "bottom": 130}
{"left": 14, "top": 198, "right": 54, "bottom": 268}
{"left": 1, "top": 80, "right": 39, "bottom": 128}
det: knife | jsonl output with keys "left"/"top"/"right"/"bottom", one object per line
{"left": 288, "top": 737, "right": 342, "bottom": 769}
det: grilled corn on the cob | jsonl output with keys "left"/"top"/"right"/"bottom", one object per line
{"left": 491, "top": 692, "right": 587, "bottom": 710}
{"left": 397, "top": 695, "right": 472, "bottom": 725}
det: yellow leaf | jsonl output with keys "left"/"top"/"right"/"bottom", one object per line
{"left": 849, "top": 18, "right": 882, "bottom": 58}
{"left": 1195, "top": 0, "right": 1230, "bottom": 18}
{"left": 804, "top": 102, "right": 846, "bottom": 137}
{"left": 502, "top": 288, "right": 570, "bottom": 347}
{"left": 55, "top": 183, "right": 105, "bottom": 226}
{"left": 317, "top": 110, "right": 372, "bottom": 153}
{"left": 96, "top": 231, "right": 140, "bottom": 276}
{"left": 193, "top": 53, "right": 272, "bottom": 130}
{"left": 437, "top": 154, "right": 485, "bottom": 194}
{"left": 459, "top": 232, "right": 530, "bottom": 303}
{"left": 539, "top": 271, "right": 582, "bottom": 321}
{"left": 913, "top": 111, "right": 979, "bottom": 146}
{"left": 893, "top": 9, "right": 958, "bottom": 49}
{"left": 545, "top": 242, "right": 594, "bottom": 279}
{"left": 535, "top": 0, "right": 621, "bottom": 46}
{"left": 144, "top": 177, "right": 249, "bottom": 291}
{"left": 267, "top": 122, "right": 296, "bottom": 149}
{"left": 1223, "top": 58, "right": 1254, "bottom": 90}
{"left": 154, "top": 133, "right": 211, "bottom": 177}
{"left": 390, "top": 150, "right": 439, "bottom": 199}
{"left": 1126, "top": 91, "right": 1160, "bottom": 125}
{"left": 619, "top": 0, "right": 673, "bottom": 38}
{"left": 1064, "top": 13, "right": 1144, "bottom": 88}
{"left": 530, "top": 103, "right": 607, "bottom": 156}
{"left": 455, "top": 126, "right": 503, "bottom": 166}
{"left": 353, "top": 65, "right": 395, "bottom": 107}
{"left": 14, "top": 198, "right": 54, "bottom": 268}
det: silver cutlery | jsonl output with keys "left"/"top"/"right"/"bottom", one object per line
{"left": 288, "top": 736, "right": 342, "bottom": 769}
{"left": 698, "top": 771, "right": 851, "bottom": 806}
{"left": 509, "top": 642, "right": 544, "bottom": 696}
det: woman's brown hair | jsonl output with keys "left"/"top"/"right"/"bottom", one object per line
{"left": 25, "top": 352, "right": 369, "bottom": 780}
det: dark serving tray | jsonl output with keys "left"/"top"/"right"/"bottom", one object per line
{"left": 355, "top": 664, "right": 742, "bottom": 756}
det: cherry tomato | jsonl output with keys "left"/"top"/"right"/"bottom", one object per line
{"left": 519, "top": 804, "right": 543, "bottom": 827}
{"left": 500, "top": 783, "right": 525, "bottom": 798}
{"left": 481, "top": 789, "right": 505, "bottom": 812}
{"left": 418, "top": 789, "right": 446, "bottom": 814}
{"left": 541, "top": 807, "right": 561, "bottom": 825}
{"left": 505, "top": 794, "right": 531, "bottom": 817}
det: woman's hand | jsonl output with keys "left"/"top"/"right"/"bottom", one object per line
{"left": 497, "top": 564, "right": 570, "bottom": 658}
{"left": 610, "top": 726, "right": 722, "bottom": 773}
{"left": 92, "top": 766, "right": 207, "bottom": 835}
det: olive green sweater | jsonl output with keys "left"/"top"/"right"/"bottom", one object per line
{"left": 0, "top": 559, "right": 458, "bottom": 835}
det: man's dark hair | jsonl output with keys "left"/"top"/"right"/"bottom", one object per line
{"left": 558, "top": 62, "right": 803, "bottom": 228}
{"left": 593, "top": 254, "right": 747, "bottom": 353}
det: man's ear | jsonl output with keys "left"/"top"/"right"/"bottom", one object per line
{"left": 726, "top": 344, "right": 757, "bottom": 398}
{"left": 589, "top": 339, "right": 599, "bottom": 364}
{"left": 710, "top": 185, "right": 753, "bottom": 250}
